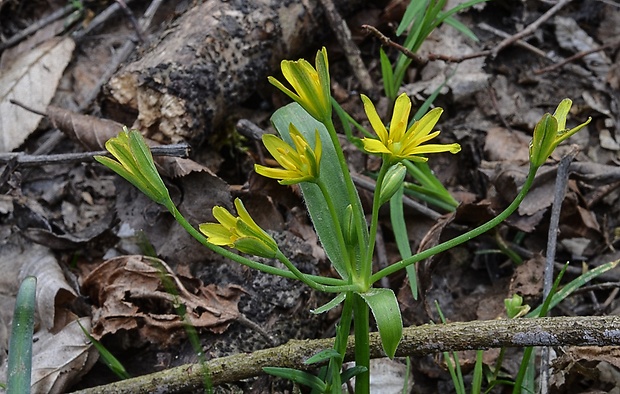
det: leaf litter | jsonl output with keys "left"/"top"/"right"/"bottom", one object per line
{"left": 1, "top": 0, "right": 620, "bottom": 392}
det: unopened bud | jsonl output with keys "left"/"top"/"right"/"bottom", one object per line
{"left": 379, "top": 163, "right": 407, "bottom": 206}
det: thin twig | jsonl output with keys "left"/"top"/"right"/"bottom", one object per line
{"left": 539, "top": 146, "right": 579, "bottom": 394}
{"left": 0, "top": 3, "right": 77, "bottom": 51}
{"left": 71, "top": 315, "right": 620, "bottom": 393}
{"left": 491, "top": 0, "right": 573, "bottom": 58}
{"left": 478, "top": 22, "right": 551, "bottom": 60}
{"left": 0, "top": 144, "right": 190, "bottom": 166}
{"left": 319, "top": 0, "right": 374, "bottom": 93}
{"left": 361, "top": 24, "right": 426, "bottom": 67}
{"left": 72, "top": 0, "right": 137, "bottom": 40}
{"left": 534, "top": 38, "right": 620, "bottom": 75}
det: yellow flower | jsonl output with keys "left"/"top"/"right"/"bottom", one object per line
{"left": 361, "top": 93, "right": 461, "bottom": 162}
{"left": 254, "top": 124, "right": 322, "bottom": 185}
{"left": 199, "top": 198, "right": 278, "bottom": 258}
{"left": 529, "top": 99, "right": 591, "bottom": 169}
{"left": 268, "top": 47, "right": 331, "bottom": 122}
{"left": 95, "top": 127, "right": 172, "bottom": 208}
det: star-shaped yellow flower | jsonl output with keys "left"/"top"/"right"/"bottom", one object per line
{"left": 199, "top": 198, "right": 278, "bottom": 258}
{"left": 268, "top": 47, "right": 331, "bottom": 122}
{"left": 254, "top": 124, "right": 322, "bottom": 185}
{"left": 361, "top": 93, "right": 461, "bottom": 163}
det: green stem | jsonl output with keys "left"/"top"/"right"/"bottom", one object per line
{"left": 353, "top": 293, "right": 370, "bottom": 394}
{"left": 274, "top": 251, "right": 362, "bottom": 293}
{"left": 328, "top": 292, "right": 354, "bottom": 393}
{"left": 168, "top": 205, "right": 346, "bottom": 287}
{"left": 316, "top": 178, "right": 354, "bottom": 277}
{"left": 361, "top": 160, "right": 390, "bottom": 287}
{"left": 371, "top": 167, "right": 538, "bottom": 284}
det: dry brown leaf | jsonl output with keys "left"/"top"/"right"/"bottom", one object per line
{"left": 82, "top": 255, "right": 244, "bottom": 347}
{"left": 508, "top": 255, "right": 544, "bottom": 299}
{"left": 0, "top": 37, "right": 75, "bottom": 152}
{"left": 47, "top": 105, "right": 126, "bottom": 151}
{"left": 31, "top": 317, "right": 98, "bottom": 394}
{"left": 484, "top": 127, "right": 530, "bottom": 164}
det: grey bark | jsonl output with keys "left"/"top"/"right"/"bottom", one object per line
{"left": 103, "top": 0, "right": 365, "bottom": 145}
{"left": 72, "top": 315, "right": 620, "bottom": 393}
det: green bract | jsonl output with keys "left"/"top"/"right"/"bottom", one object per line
{"left": 268, "top": 47, "right": 331, "bottom": 122}
{"left": 94, "top": 127, "right": 173, "bottom": 209}
{"left": 529, "top": 99, "right": 591, "bottom": 169}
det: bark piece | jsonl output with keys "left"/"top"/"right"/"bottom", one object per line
{"left": 104, "top": 0, "right": 365, "bottom": 144}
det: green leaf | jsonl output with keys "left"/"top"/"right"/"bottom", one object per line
{"left": 357, "top": 288, "right": 403, "bottom": 358}
{"left": 311, "top": 292, "right": 346, "bottom": 314}
{"left": 272, "top": 103, "right": 367, "bottom": 279}
{"left": 7, "top": 276, "right": 36, "bottom": 394}
{"left": 390, "top": 184, "right": 418, "bottom": 300}
{"left": 526, "top": 259, "right": 620, "bottom": 318}
{"left": 340, "top": 366, "right": 368, "bottom": 383}
{"left": 263, "top": 367, "right": 327, "bottom": 392}
{"left": 78, "top": 320, "right": 131, "bottom": 380}
{"left": 305, "top": 349, "right": 342, "bottom": 365}
{"left": 380, "top": 48, "right": 396, "bottom": 100}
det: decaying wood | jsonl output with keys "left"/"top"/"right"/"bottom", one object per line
{"left": 104, "top": 0, "right": 366, "bottom": 144}
{"left": 72, "top": 315, "right": 620, "bottom": 393}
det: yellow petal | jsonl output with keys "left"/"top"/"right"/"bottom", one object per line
{"left": 212, "top": 206, "right": 236, "bottom": 229}
{"left": 362, "top": 138, "right": 392, "bottom": 155}
{"left": 198, "top": 223, "right": 234, "bottom": 246}
{"left": 361, "top": 95, "right": 388, "bottom": 143}
{"left": 389, "top": 93, "right": 412, "bottom": 143}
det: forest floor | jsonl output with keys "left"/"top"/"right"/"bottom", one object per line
{"left": 1, "top": 0, "right": 620, "bottom": 393}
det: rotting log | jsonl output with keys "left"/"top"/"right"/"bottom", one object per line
{"left": 103, "top": 0, "right": 366, "bottom": 144}
{"left": 71, "top": 315, "right": 620, "bottom": 393}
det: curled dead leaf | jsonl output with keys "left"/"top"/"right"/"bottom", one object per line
{"left": 82, "top": 255, "right": 244, "bottom": 347}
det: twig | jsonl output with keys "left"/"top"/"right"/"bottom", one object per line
{"left": 352, "top": 173, "right": 442, "bottom": 220}
{"left": 478, "top": 22, "right": 551, "bottom": 60}
{"left": 361, "top": 24, "right": 426, "bottom": 67}
{"left": 491, "top": 0, "right": 573, "bottom": 58}
{"left": 317, "top": 1, "right": 374, "bottom": 93}
{"left": 534, "top": 38, "right": 620, "bottom": 75}
{"left": 0, "top": 3, "right": 77, "bottom": 51}
{"left": 540, "top": 146, "right": 578, "bottom": 394}
{"left": 72, "top": 0, "right": 137, "bottom": 40}
{"left": 115, "top": 0, "right": 146, "bottom": 44}
{"left": 71, "top": 315, "right": 620, "bottom": 393}
{"left": 0, "top": 144, "right": 190, "bottom": 166}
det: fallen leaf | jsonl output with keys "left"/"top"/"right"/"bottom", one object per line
{"left": 0, "top": 37, "right": 75, "bottom": 152}
{"left": 82, "top": 255, "right": 244, "bottom": 347}
{"left": 30, "top": 317, "right": 98, "bottom": 394}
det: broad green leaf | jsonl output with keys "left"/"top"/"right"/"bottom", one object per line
{"left": 272, "top": 103, "right": 367, "bottom": 279}
{"left": 311, "top": 292, "right": 346, "bottom": 314}
{"left": 7, "top": 276, "right": 36, "bottom": 394}
{"left": 263, "top": 367, "right": 327, "bottom": 392}
{"left": 357, "top": 288, "right": 403, "bottom": 358}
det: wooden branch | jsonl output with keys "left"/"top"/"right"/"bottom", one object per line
{"left": 71, "top": 316, "right": 620, "bottom": 393}
{"left": 103, "top": 0, "right": 367, "bottom": 143}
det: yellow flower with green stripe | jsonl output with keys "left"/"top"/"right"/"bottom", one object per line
{"left": 529, "top": 99, "right": 591, "bottom": 169}
{"left": 361, "top": 93, "right": 461, "bottom": 163}
{"left": 254, "top": 124, "right": 322, "bottom": 185}
{"left": 268, "top": 47, "right": 331, "bottom": 122}
{"left": 199, "top": 198, "right": 278, "bottom": 258}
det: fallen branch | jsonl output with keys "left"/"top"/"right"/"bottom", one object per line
{"left": 72, "top": 315, "right": 620, "bottom": 393}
